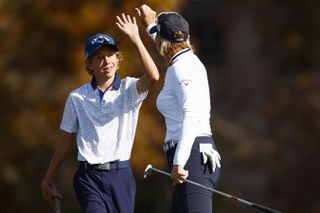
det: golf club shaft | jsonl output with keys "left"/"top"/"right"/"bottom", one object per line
{"left": 150, "top": 167, "right": 282, "bottom": 213}
{"left": 54, "top": 198, "right": 61, "bottom": 213}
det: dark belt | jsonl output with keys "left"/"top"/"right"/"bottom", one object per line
{"left": 80, "top": 160, "right": 131, "bottom": 171}
{"left": 163, "top": 140, "right": 178, "bottom": 152}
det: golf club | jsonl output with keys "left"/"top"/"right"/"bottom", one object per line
{"left": 50, "top": 182, "right": 62, "bottom": 213}
{"left": 143, "top": 164, "right": 282, "bottom": 213}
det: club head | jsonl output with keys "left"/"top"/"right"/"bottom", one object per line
{"left": 143, "top": 164, "right": 153, "bottom": 179}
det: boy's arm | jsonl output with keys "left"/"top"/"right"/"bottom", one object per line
{"left": 116, "top": 13, "right": 159, "bottom": 94}
{"left": 41, "top": 132, "right": 76, "bottom": 208}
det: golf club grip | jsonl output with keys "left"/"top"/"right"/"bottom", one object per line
{"left": 54, "top": 198, "right": 61, "bottom": 213}
{"left": 49, "top": 182, "right": 61, "bottom": 213}
{"left": 252, "top": 203, "right": 282, "bottom": 213}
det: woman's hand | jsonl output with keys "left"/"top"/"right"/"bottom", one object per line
{"left": 116, "top": 13, "right": 139, "bottom": 43}
{"left": 135, "top": 4, "right": 157, "bottom": 27}
{"left": 171, "top": 165, "right": 189, "bottom": 184}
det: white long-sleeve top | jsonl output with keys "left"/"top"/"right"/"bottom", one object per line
{"left": 156, "top": 49, "right": 212, "bottom": 167}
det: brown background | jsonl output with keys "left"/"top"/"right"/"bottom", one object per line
{"left": 0, "top": 0, "right": 319, "bottom": 212}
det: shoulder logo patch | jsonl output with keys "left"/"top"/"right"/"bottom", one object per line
{"left": 179, "top": 80, "right": 192, "bottom": 86}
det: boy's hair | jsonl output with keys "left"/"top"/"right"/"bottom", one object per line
{"left": 85, "top": 52, "right": 123, "bottom": 76}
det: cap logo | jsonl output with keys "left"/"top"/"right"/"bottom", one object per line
{"left": 91, "top": 35, "right": 110, "bottom": 44}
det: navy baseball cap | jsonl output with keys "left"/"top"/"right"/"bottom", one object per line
{"left": 85, "top": 33, "right": 119, "bottom": 60}
{"left": 154, "top": 12, "right": 189, "bottom": 42}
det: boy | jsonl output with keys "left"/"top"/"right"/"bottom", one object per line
{"left": 41, "top": 12, "right": 159, "bottom": 213}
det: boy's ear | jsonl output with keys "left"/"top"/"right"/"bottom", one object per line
{"left": 85, "top": 59, "right": 92, "bottom": 69}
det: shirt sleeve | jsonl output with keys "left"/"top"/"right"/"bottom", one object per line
{"left": 146, "top": 24, "right": 157, "bottom": 42}
{"left": 60, "top": 94, "right": 78, "bottom": 133}
{"left": 125, "top": 77, "right": 148, "bottom": 108}
{"left": 170, "top": 68, "right": 200, "bottom": 167}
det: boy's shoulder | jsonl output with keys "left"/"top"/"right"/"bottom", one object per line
{"left": 69, "top": 83, "right": 91, "bottom": 97}
{"left": 120, "top": 76, "right": 139, "bottom": 87}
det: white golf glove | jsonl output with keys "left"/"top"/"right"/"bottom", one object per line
{"left": 199, "top": 143, "right": 221, "bottom": 172}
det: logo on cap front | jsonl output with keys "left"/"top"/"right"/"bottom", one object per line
{"left": 91, "top": 35, "right": 111, "bottom": 44}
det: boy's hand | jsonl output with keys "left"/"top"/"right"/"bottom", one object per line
{"left": 41, "top": 180, "right": 62, "bottom": 208}
{"left": 116, "top": 13, "right": 140, "bottom": 42}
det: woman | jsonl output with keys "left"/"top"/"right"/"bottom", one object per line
{"left": 138, "top": 4, "right": 221, "bottom": 213}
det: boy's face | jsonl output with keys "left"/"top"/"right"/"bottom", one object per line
{"left": 87, "top": 46, "right": 119, "bottom": 79}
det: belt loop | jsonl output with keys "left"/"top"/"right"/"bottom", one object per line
{"left": 84, "top": 161, "right": 87, "bottom": 170}
{"left": 115, "top": 162, "right": 119, "bottom": 170}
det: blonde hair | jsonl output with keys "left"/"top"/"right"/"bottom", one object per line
{"left": 85, "top": 52, "right": 123, "bottom": 76}
{"left": 159, "top": 37, "right": 194, "bottom": 59}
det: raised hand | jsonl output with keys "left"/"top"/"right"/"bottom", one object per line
{"left": 116, "top": 13, "right": 139, "bottom": 42}
{"left": 135, "top": 4, "right": 157, "bottom": 27}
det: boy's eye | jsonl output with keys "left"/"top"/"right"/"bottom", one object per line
{"left": 94, "top": 52, "right": 115, "bottom": 60}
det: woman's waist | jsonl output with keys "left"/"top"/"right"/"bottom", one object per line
{"left": 165, "top": 125, "right": 211, "bottom": 139}
{"left": 164, "top": 131, "right": 212, "bottom": 143}
{"left": 163, "top": 134, "right": 214, "bottom": 152}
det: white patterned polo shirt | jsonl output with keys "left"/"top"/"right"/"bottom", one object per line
{"left": 60, "top": 75, "right": 148, "bottom": 164}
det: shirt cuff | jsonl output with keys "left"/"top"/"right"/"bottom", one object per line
{"left": 146, "top": 24, "right": 157, "bottom": 34}
{"left": 146, "top": 24, "right": 157, "bottom": 42}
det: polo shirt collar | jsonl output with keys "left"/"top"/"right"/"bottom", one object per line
{"left": 169, "top": 48, "right": 191, "bottom": 66}
{"left": 90, "top": 75, "right": 121, "bottom": 91}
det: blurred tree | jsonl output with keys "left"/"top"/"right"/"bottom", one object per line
{"left": 0, "top": 0, "right": 319, "bottom": 212}
{"left": 183, "top": 0, "right": 320, "bottom": 212}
